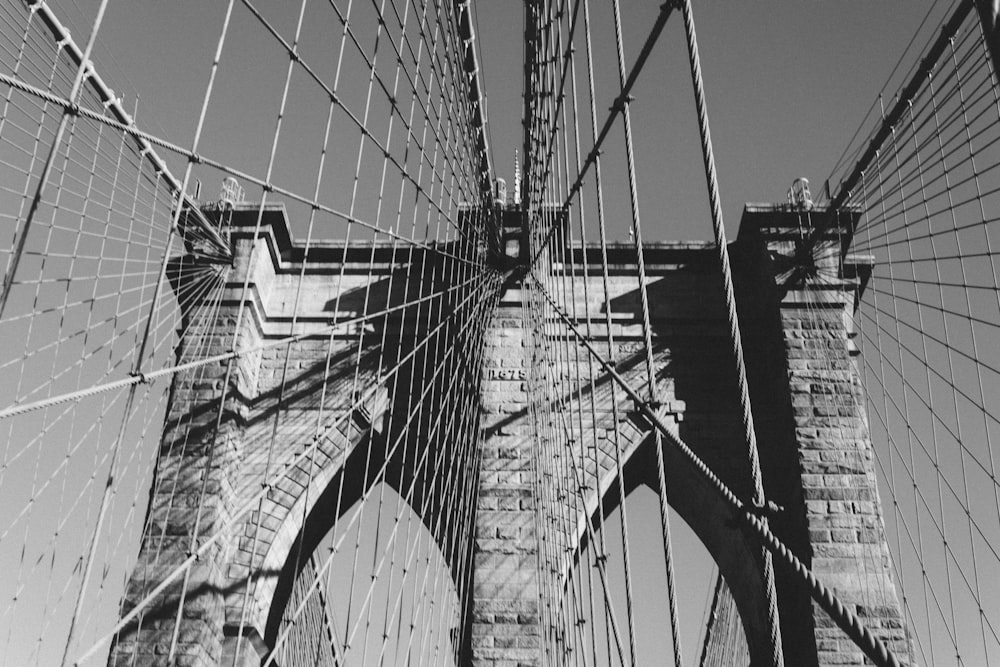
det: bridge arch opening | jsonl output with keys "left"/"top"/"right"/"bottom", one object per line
{"left": 266, "top": 481, "right": 462, "bottom": 666}
{"left": 558, "top": 426, "right": 779, "bottom": 667}
{"left": 595, "top": 484, "right": 745, "bottom": 665}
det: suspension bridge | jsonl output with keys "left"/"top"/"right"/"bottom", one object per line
{"left": 2, "top": 0, "right": 1000, "bottom": 665}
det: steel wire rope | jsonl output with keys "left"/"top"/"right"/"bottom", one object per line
{"left": 240, "top": 0, "right": 478, "bottom": 217}
{"left": 944, "top": 36, "right": 1000, "bottom": 658}
{"left": 597, "top": 0, "right": 687, "bottom": 660}
{"left": 854, "top": 344, "right": 979, "bottom": 659}
{"left": 401, "top": 68, "right": 487, "bottom": 667}
{"left": 69, "top": 130, "right": 179, "bottom": 660}
{"left": 534, "top": 366, "right": 625, "bottom": 667}
{"left": 553, "top": 20, "right": 600, "bottom": 662}
{"left": 53, "top": 2, "right": 173, "bottom": 146}
{"left": 547, "top": 23, "right": 580, "bottom": 658}
{"left": 0, "top": 268, "right": 190, "bottom": 450}
{"left": 361, "top": 21, "right": 459, "bottom": 659}
{"left": 346, "top": 288, "right": 487, "bottom": 665}
{"left": 881, "top": 95, "right": 943, "bottom": 664}
{"left": 852, "top": 182, "right": 937, "bottom": 664}
{"left": 973, "top": 0, "right": 1000, "bottom": 571}
{"left": 566, "top": 21, "right": 606, "bottom": 664}
{"left": 129, "top": 0, "right": 259, "bottom": 658}
{"left": 0, "top": 68, "right": 479, "bottom": 265}
{"left": 853, "top": 367, "right": 997, "bottom": 653}
{"left": 348, "top": 295, "right": 486, "bottom": 664}
{"left": 548, "top": 31, "right": 590, "bottom": 666}
{"left": 256, "top": 277, "right": 499, "bottom": 665}
{"left": 542, "top": 10, "right": 583, "bottom": 663}
{"left": 853, "top": 303, "right": 1000, "bottom": 571}
{"left": 856, "top": 289, "right": 1000, "bottom": 484}
{"left": 280, "top": 308, "right": 482, "bottom": 664}
{"left": 823, "top": 0, "right": 977, "bottom": 217}
{"left": 386, "top": 69, "right": 462, "bottom": 665}
{"left": 5, "top": 140, "right": 176, "bottom": 616}
{"left": 557, "top": 1, "right": 673, "bottom": 216}
{"left": 358, "top": 1, "right": 432, "bottom": 652}
{"left": 863, "top": 111, "right": 917, "bottom": 652}
{"left": 531, "top": 275, "right": 906, "bottom": 667}
{"left": 0, "top": 274, "right": 482, "bottom": 423}
{"left": 833, "top": 31, "right": 1000, "bottom": 627}
{"left": 284, "top": 5, "right": 462, "bottom": 648}
{"left": 534, "top": 258, "right": 590, "bottom": 666}
{"left": 823, "top": 0, "right": 948, "bottom": 191}
{"left": 111, "top": 272, "right": 231, "bottom": 667}
{"left": 361, "top": 2, "right": 441, "bottom": 658}
{"left": 75, "top": 267, "right": 497, "bottom": 663}
{"left": 334, "top": 2, "right": 431, "bottom": 654}
{"left": 575, "top": 0, "right": 630, "bottom": 658}
{"left": 559, "top": 156, "right": 596, "bottom": 667}
{"left": 849, "top": 293, "right": 1000, "bottom": 649}
{"left": 12, "top": 1, "right": 231, "bottom": 257}
{"left": 231, "top": 0, "right": 342, "bottom": 656}
{"left": 526, "top": 179, "right": 630, "bottom": 664}
{"left": 529, "top": 199, "right": 569, "bottom": 665}
{"left": 111, "top": 207, "right": 234, "bottom": 662}
{"left": 5, "top": 15, "right": 178, "bottom": 656}
{"left": 278, "top": 137, "right": 488, "bottom": 656}
{"left": 384, "top": 276, "right": 482, "bottom": 665}
{"left": 832, "top": 21, "right": 986, "bottom": 202}
{"left": 678, "top": 0, "right": 785, "bottom": 662}
{"left": 60, "top": 188, "right": 178, "bottom": 663}
{"left": 0, "top": 0, "right": 113, "bottom": 322}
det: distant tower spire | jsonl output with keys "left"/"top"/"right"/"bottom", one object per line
{"left": 513, "top": 150, "right": 521, "bottom": 206}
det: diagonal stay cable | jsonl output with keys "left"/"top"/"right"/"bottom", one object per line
{"left": 0, "top": 272, "right": 482, "bottom": 420}
{"left": 0, "top": 70, "right": 479, "bottom": 266}
{"left": 73, "top": 270, "right": 500, "bottom": 665}
{"left": 531, "top": 274, "right": 905, "bottom": 667}
{"left": 678, "top": 0, "right": 784, "bottom": 661}
{"left": 559, "top": 2, "right": 673, "bottom": 213}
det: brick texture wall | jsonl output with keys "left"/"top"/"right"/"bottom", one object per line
{"left": 471, "top": 287, "right": 542, "bottom": 666}
{"left": 112, "top": 206, "right": 911, "bottom": 666}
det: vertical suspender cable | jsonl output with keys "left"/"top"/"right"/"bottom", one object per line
{"left": 677, "top": 0, "right": 785, "bottom": 664}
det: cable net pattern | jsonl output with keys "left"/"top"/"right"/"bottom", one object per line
{"left": 811, "top": 3, "right": 1000, "bottom": 664}
{"left": 1, "top": 0, "right": 495, "bottom": 664}
{"left": 4, "top": 0, "right": 1000, "bottom": 666}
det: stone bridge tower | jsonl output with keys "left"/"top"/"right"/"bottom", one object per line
{"left": 110, "top": 200, "right": 910, "bottom": 667}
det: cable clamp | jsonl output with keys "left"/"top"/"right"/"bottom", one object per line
{"left": 749, "top": 499, "right": 784, "bottom": 518}
{"left": 635, "top": 399, "right": 661, "bottom": 412}
{"left": 129, "top": 370, "right": 148, "bottom": 384}
{"left": 610, "top": 94, "right": 636, "bottom": 113}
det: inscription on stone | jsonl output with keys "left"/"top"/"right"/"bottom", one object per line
{"left": 487, "top": 368, "right": 527, "bottom": 380}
